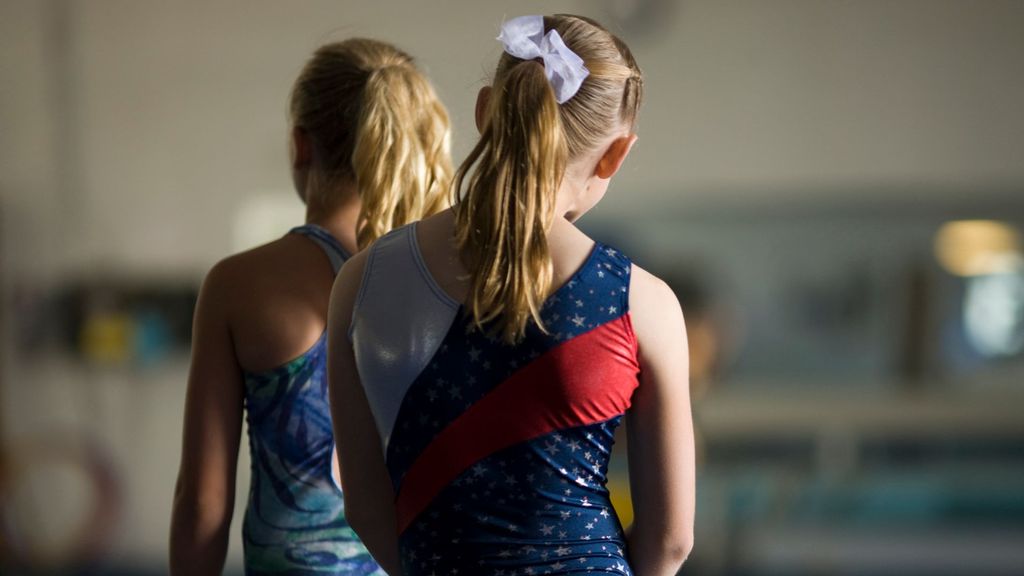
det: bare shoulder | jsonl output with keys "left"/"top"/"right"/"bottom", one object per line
{"left": 196, "top": 252, "right": 251, "bottom": 315}
{"left": 628, "top": 263, "right": 687, "bottom": 360}
{"left": 329, "top": 247, "right": 372, "bottom": 321}
{"left": 199, "top": 240, "right": 286, "bottom": 310}
{"left": 212, "top": 237, "right": 293, "bottom": 276}
{"left": 629, "top": 263, "right": 683, "bottom": 319}
{"left": 336, "top": 247, "right": 371, "bottom": 294}
{"left": 549, "top": 218, "right": 602, "bottom": 282}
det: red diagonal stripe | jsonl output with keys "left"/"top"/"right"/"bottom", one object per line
{"left": 395, "top": 314, "right": 640, "bottom": 534}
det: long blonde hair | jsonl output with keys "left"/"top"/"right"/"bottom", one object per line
{"left": 454, "top": 15, "right": 644, "bottom": 343}
{"left": 290, "top": 39, "right": 453, "bottom": 249}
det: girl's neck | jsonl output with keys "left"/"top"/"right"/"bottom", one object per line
{"left": 304, "top": 187, "right": 361, "bottom": 256}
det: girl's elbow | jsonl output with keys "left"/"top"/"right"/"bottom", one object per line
{"left": 662, "top": 529, "right": 694, "bottom": 568}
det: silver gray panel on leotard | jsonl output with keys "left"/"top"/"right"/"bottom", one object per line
{"left": 348, "top": 223, "right": 459, "bottom": 451}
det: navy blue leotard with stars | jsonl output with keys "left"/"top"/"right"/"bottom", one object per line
{"left": 349, "top": 223, "right": 640, "bottom": 575}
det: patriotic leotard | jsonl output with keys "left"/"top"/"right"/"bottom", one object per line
{"left": 350, "top": 223, "right": 640, "bottom": 575}
{"left": 242, "top": 225, "right": 382, "bottom": 575}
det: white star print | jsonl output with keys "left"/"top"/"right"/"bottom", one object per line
{"left": 571, "top": 314, "right": 586, "bottom": 327}
{"left": 540, "top": 524, "right": 554, "bottom": 536}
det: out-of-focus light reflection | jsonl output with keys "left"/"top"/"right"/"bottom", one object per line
{"left": 934, "top": 220, "right": 1024, "bottom": 357}
{"left": 964, "top": 270, "right": 1024, "bottom": 357}
{"left": 934, "top": 220, "right": 1021, "bottom": 277}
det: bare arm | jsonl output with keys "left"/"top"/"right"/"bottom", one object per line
{"left": 327, "top": 252, "right": 402, "bottom": 574}
{"left": 625, "top": 266, "right": 696, "bottom": 575}
{"left": 170, "top": 263, "right": 245, "bottom": 576}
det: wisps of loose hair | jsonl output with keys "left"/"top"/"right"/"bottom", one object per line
{"left": 454, "top": 14, "right": 644, "bottom": 343}
{"left": 291, "top": 38, "right": 453, "bottom": 249}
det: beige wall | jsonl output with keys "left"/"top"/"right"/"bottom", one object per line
{"left": 1, "top": 0, "right": 1022, "bottom": 569}
{"left": 4, "top": 1, "right": 1024, "bottom": 278}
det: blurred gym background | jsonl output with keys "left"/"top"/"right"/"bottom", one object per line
{"left": 2, "top": 1, "right": 1022, "bottom": 574}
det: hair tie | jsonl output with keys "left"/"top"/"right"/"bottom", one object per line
{"left": 497, "top": 15, "right": 589, "bottom": 104}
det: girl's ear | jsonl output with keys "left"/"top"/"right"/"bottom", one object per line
{"left": 594, "top": 134, "right": 638, "bottom": 179}
{"left": 474, "top": 86, "right": 492, "bottom": 134}
{"left": 291, "top": 127, "right": 313, "bottom": 171}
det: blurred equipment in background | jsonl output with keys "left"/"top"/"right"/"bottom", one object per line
{"left": 593, "top": 204, "right": 1024, "bottom": 575}
{"left": 934, "top": 220, "right": 1024, "bottom": 360}
{"left": 664, "top": 268, "right": 731, "bottom": 398}
{"left": 0, "top": 433, "right": 121, "bottom": 574}
{"left": 934, "top": 220, "right": 1021, "bottom": 278}
{"left": 13, "top": 280, "right": 197, "bottom": 367}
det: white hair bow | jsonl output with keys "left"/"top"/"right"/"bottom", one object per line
{"left": 497, "top": 15, "right": 589, "bottom": 104}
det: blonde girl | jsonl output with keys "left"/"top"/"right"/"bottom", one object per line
{"left": 328, "top": 15, "right": 694, "bottom": 576}
{"left": 170, "top": 39, "right": 452, "bottom": 576}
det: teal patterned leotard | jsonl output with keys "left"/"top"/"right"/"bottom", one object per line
{"left": 241, "top": 225, "right": 382, "bottom": 576}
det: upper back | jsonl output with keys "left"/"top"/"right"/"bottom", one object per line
{"left": 217, "top": 225, "right": 348, "bottom": 373}
{"left": 349, "top": 209, "right": 639, "bottom": 461}
{"left": 347, "top": 210, "right": 641, "bottom": 547}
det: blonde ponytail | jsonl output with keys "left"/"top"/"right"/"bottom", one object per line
{"left": 454, "top": 61, "right": 566, "bottom": 343}
{"left": 352, "top": 64, "right": 452, "bottom": 249}
{"left": 290, "top": 39, "right": 453, "bottom": 249}
{"left": 454, "top": 14, "right": 644, "bottom": 343}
